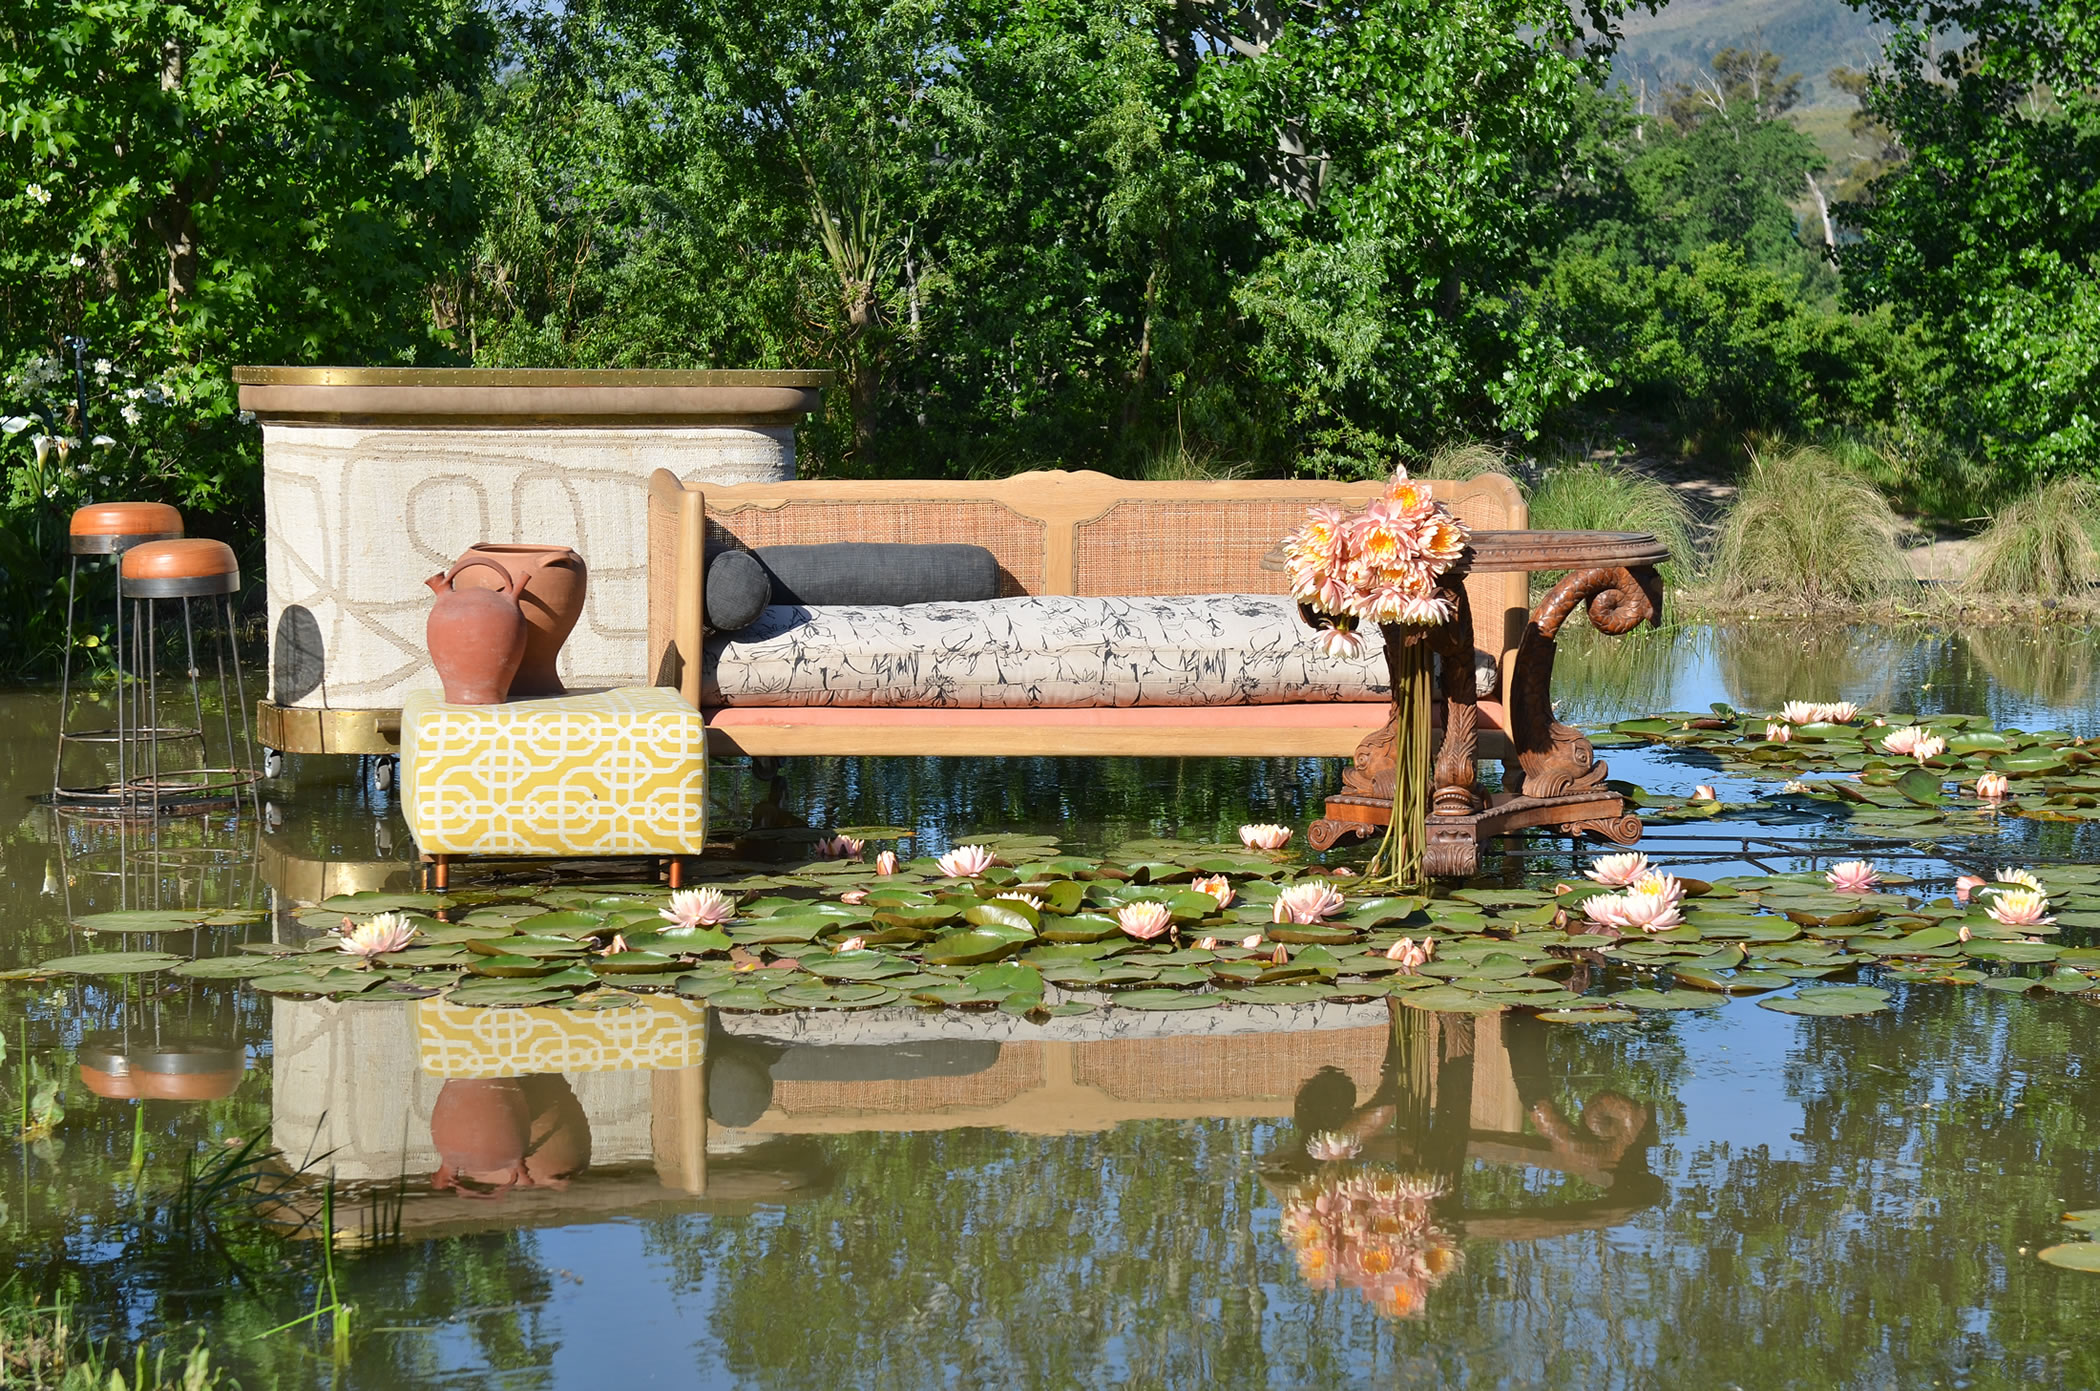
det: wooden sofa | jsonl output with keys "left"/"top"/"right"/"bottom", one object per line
{"left": 644, "top": 467, "right": 1529, "bottom": 758}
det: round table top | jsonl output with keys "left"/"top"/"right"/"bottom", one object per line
{"left": 1261, "top": 529, "right": 1668, "bottom": 575}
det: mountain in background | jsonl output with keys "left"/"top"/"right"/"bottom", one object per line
{"left": 1610, "top": 0, "right": 1895, "bottom": 108}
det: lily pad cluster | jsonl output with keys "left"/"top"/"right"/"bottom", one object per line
{"left": 1602, "top": 705, "right": 2100, "bottom": 833}
{"left": 29, "top": 832, "right": 2100, "bottom": 1021}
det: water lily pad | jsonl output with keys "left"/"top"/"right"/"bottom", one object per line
{"left": 465, "top": 935, "right": 587, "bottom": 958}
{"left": 171, "top": 955, "right": 298, "bottom": 979}
{"left": 590, "top": 951, "right": 681, "bottom": 974}
{"left": 766, "top": 982, "right": 900, "bottom": 1009}
{"left": 923, "top": 927, "right": 1032, "bottom": 966}
{"left": 1110, "top": 988, "right": 1220, "bottom": 1010}
{"left": 1401, "top": 986, "right": 1505, "bottom": 1014}
{"left": 1538, "top": 1007, "right": 1638, "bottom": 1023}
{"left": 2037, "top": 1244, "right": 2100, "bottom": 1272}
{"left": 1759, "top": 985, "right": 1892, "bottom": 1016}
{"left": 41, "top": 952, "right": 181, "bottom": 976}
{"left": 467, "top": 954, "right": 566, "bottom": 978}
{"left": 70, "top": 910, "right": 211, "bottom": 934}
{"left": 1609, "top": 988, "right": 1726, "bottom": 1011}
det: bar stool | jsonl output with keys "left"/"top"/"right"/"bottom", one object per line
{"left": 116, "top": 538, "right": 260, "bottom": 815}
{"left": 52, "top": 502, "right": 184, "bottom": 803}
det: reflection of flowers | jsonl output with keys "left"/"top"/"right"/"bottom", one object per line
{"left": 1279, "top": 1168, "right": 1460, "bottom": 1319}
{"left": 1305, "top": 1130, "right": 1362, "bottom": 1163}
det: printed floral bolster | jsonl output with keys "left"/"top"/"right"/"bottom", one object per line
{"left": 702, "top": 594, "right": 1427, "bottom": 709}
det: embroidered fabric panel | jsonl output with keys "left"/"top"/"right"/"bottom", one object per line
{"left": 702, "top": 594, "right": 1395, "bottom": 708}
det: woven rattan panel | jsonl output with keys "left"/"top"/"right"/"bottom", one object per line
{"left": 647, "top": 496, "right": 677, "bottom": 683}
{"left": 1072, "top": 500, "right": 1308, "bottom": 599}
{"left": 766, "top": 1041, "right": 1045, "bottom": 1116}
{"left": 1069, "top": 1026, "right": 1389, "bottom": 1104}
{"left": 707, "top": 501, "right": 1048, "bottom": 597}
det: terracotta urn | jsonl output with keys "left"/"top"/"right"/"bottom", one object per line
{"left": 426, "top": 556, "right": 528, "bottom": 705}
{"left": 519, "top": 1075, "right": 592, "bottom": 1189}
{"left": 430, "top": 1077, "right": 532, "bottom": 1196}
{"left": 453, "top": 544, "right": 587, "bottom": 697}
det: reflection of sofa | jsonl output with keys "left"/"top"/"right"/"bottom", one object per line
{"left": 645, "top": 468, "right": 1529, "bottom": 757}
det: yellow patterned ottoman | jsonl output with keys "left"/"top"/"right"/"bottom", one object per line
{"left": 400, "top": 686, "right": 706, "bottom": 874}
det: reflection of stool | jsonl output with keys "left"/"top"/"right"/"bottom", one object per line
{"left": 52, "top": 502, "right": 184, "bottom": 803}
{"left": 399, "top": 686, "right": 707, "bottom": 889}
{"left": 116, "top": 538, "right": 259, "bottom": 813}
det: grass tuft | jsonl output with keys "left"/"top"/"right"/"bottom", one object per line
{"left": 1958, "top": 475, "right": 2100, "bottom": 601}
{"left": 1525, "top": 456, "right": 1700, "bottom": 589}
{"left": 1707, "top": 444, "right": 1912, "bottom": 611}
{"left": 1417, "top": 441, "right": 1509, "bottom": 482}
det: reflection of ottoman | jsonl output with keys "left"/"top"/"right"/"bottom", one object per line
{"left": 400, "top": 687, "right": 706, "bottom": 871}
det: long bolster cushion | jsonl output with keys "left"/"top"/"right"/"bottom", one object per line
{"left": 701, "top": 593, "right": 1392, "bottom": 708}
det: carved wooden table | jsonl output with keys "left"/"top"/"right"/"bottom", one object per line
{"left": 1280, "top": 531, "right": 1670, "bottom": 877}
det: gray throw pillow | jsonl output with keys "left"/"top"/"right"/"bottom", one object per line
{"left": 754, "top": 542, "right": 1001, "bottom": 608}
{"left": 705, "top": 549, "right": 773, "bottom": 633}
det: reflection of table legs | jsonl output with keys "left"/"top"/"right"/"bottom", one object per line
{"left": 1310, "top": 566, "right": 1660, "bottom": 875}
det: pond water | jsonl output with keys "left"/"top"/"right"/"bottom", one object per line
{"left": 4, "top": 621, "right": 2100, "bottom": 1388}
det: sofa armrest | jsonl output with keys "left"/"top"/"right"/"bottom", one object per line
{"left": 646, "top": 469, "right": 707, "bottom": 706}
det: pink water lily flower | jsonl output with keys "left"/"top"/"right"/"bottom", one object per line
{"left": 1984, "top": 888, "right": 2054, "bottom": 928}
{"left": 1240, "top": 823, "right": 1293, "bottom": 851}
{"left": 995, "top": 892, "right": 1045, "bottom": 911}
{"left": 1195, "top": 936, "right": 1220, "bottom": 951}
{"left": 937, "top": 844, "right": 995, "bottom": 878}
{"left": 1582, "top": 873, "right": 1685, "bottom": 933}
{"left": 1692, "top": 785, "right": 1716, "bottom": 801}
{"left": 336, "top": 911, "right": 418, "bottom": 959}
{"left": 835, "top": 936, "right": 867, "bottom": 953}
{"left": 1954, "top": 874, "right": 1986, "bottom": 902}
{"left": 814, "top": 834, "right": 865, "bottom": 860}
{"left": 1880, "top": 726, "right": 1927, "bottom": 756}
{"left": 1116, "top": 902, "right": 1174, "bottom": 941}
{"left": 1765, "top": 722, "right": 1792, "bottom": 744}
{"left": 1780, "top": 700, "right": 1822, "bottom": 725}
{"left": 1273, "top": 880, "right": 1346, "bottom": 924}
{"left": 1912, "top": 735, "right": 1947, "bottom": 761}
{"left": 662, "top": 887, "right": 736, "bottom": 929}
{"left": 1585, "top": 852, "right": 1651, "bottom": 888}
{"left": 1975, "top": 771, "right": 2010, "bottom": 801}
{"left": 1825, "top": 860, "right": 1880, "bottom": 894}
{"left": 1190, "top": 874, "right": 1235, "bottom": 909}
{"left": 839, "top": 889, "right": 869, "bottom": 906}
{"left": 1315, "top": 623, "right": 1366, "bottom": 660}
{"left": 1997, "top": 867, "right": 2044, "bottom": 893}
{"left": 1305, "top": 1131, "right": 1363, "bottom": 1163}
{"left": 1820, "top": 701, "right": 1860, "bottom": 724}
{"left": 602, "top": 933, "right": 630, "bottom": 955}
{"left": 875, "top": 850, "right": 899, "bottom": 876}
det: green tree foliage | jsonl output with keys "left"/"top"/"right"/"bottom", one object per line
{"left": 0, "top": 0, "right": 491, "bottom": 668}
{"left": 1836, "top": 0, "right": 2100, "bottom": 484}
{"left": 462, "top": 0, "right": 1649, "bottom": 478}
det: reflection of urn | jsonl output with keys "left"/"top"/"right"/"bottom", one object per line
{"left": 430, "top": 1074, "right": 593, "bottom": 1197}
{"left": 453, "top": 544, "right": 587, "bottom": 697}
{"left": 78, "top": 1034, "right": 245, "bottom": 1102}
{"left": 430, "top": 1077, "right": 532, "bottom": 1195}
{"left": 425, "top": 556, "right": 527, "bottom": 705}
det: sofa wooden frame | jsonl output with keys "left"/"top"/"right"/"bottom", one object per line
{"left": 644, "top": 467, "right": 1530, "bottom": 759}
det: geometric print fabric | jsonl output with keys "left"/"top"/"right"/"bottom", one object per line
{"left": 400, "top": 685, "right": 706, "bottom": 856}
{"left": 413, "top": 996, "right": 708, "bottom": 1078}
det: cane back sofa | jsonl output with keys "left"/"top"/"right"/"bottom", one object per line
{"left": 644, "top": 468, "right": 1529, "bottom": 759}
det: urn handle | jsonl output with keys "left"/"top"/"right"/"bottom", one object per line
{"left": 428, "top": 554, "right": 527, "bottom": 598}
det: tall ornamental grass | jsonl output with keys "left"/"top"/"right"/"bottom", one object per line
{"left": 1708, "top": 445, "right": 1913, "bottom": 611}
{"left": 1958, "top": 475, "right": 2100, "bottom": 601}
{"left": 1526, "top": 456, "right": 1700, "bottom": 589}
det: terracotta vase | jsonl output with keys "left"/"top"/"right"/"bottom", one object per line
{"left": 426, "top": 556, "right": 528, "bottom": 705}
{"left": 453, "top": 544, "right": 587, "bottom": 697}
